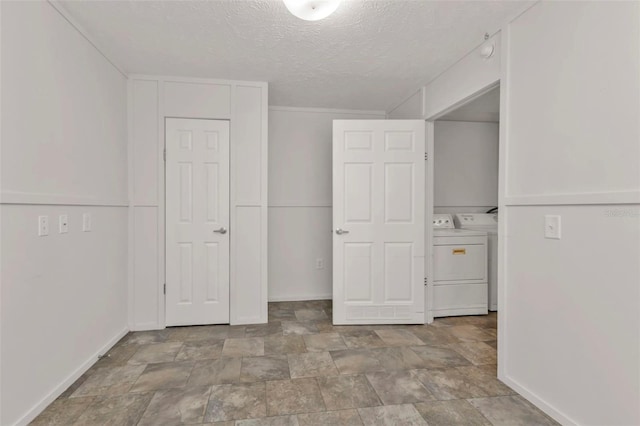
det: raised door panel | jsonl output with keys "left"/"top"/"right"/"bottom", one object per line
{"left": 344, "top": 243, "right": 374, "bottom": 302}
{"left": 384, "top": 163, "right": 414, "bottom": 223}
{"left": 344, "top": 163, "right": 373, "bottom": 224}
{"left": 178, "top": 243, "right": 193, "bottom": 303}
{"left": 383, "top": 243, "right": 414, "bottom": 302}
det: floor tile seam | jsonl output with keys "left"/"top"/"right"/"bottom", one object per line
{"left": 111, "top": 391, "right": 154, "bottom": 426}
{"left": 54, "top": 395, "right": 97, "bottom": 425}
{"left": 180, "top": 359, "right": 200, "bottom": 388}
{"left": 425, "top": 365, "right": 515, "bottom": 401}
{"left": 462, "top": 397, "right": 499, "bottom": 426}
{"left": 445, "top": 342, "right": 480, "bottom": 366}
{"left": 362, "top": 372, "right": 387, "bottom": 407}
{"left": 312, "top": 375, "right": 332, "bottom": 415}
{"left": 336, "top": 373, "right": 381, "bottom": 410}
{"left": 365, "top": 369, "right": 436, "bottom": 406}
{"left": 335, "top": 331, "right": 348, "bottom": 350}
{"left": 194, "top": 384, "right": 215, "bottom": 425}
{"left": 409, "top": 402, "right": 432, "bottom": 424}
{"left": 136, "top": 388, "right": 170, "bottom": 425}
{"left": 326, "top": 348, "right": 344, "bottom": 376}
{"left": 406, "top": 368, "right": 437, "bottom": 402}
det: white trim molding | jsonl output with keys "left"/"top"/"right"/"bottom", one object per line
{"left": 0, "top": 191, "right": 128, "bottom": 207}
{"left": 504, "top": 190, "right": 640, "bottom": 206}
{"left": 269, "top": 106, "right": 385, "bottom": 116}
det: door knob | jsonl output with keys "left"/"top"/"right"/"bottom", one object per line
{"left": 335, "top": 228, "right": 350, "bottom": 235}
{"left": 213, "top": 227, "right": 227, "bottom": 234}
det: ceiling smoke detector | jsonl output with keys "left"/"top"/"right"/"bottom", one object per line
{"left": 283, "top": 0, "right": 342, "bottom": 21}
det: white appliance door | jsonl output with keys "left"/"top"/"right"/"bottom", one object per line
{"left": 166, "top": 118, "right": 230, "bottom": 326}
{"left": 333, "top": 120, "right": 425, "bottom": 324}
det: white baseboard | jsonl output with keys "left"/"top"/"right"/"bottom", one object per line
{"left": 268, "top": 294, "right": 333, "bottom": 302}
{"left": 499, "top": 372, "right": 577, "bottom": 426}
{"left": 131, "top": 321, "right": 164, "bottom": 332}
{"left": 14, "top": 327, "right": 129, "bottom": 426}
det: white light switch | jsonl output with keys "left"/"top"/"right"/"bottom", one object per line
{"left": 544, "top": 215, "right": 561, "bottom": 239}
{"left": 82, "top": 213, "right": 92, "bottom": 232}
{"left": 59, "top": 215, "right": 69, "bottom": 234}
{"left": 38, "top": 216, "right": 49, "bottom": 236}
{"left": 316, "top": 258, "right": 324, "bottom": 270}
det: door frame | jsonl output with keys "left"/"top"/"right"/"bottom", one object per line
{"left": 164, "top": 117, "right": 232, "bottom": 326}
{"left": 424, "top": 121, "right": 435, "bottom": 324}
{"left": 423, "top": 81, "right": 501, "bottom": 325}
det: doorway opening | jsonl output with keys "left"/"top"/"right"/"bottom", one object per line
{"left": 430, "top": 85, "right": 500, "bottom": 319}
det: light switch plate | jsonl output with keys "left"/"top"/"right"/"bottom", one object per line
{"left": 316, "top": 258, "right": 324, "bottom": 270}
{"left": 38, "top": 216, "right": 49, "bottom": 236}
{"left": 544, "top": 215, "right": 561, "bottom": 239}
{"left": 82, "top": 213, "right": 92, "bottom": 232}
{"left": 59, "top": 214, "right": 69, "bottom": 234}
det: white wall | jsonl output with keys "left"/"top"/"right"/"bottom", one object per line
{"left": 0, "top": 2, "right": 129, "bottom": 425}
{"left": 387, "top": 34, "right": 502, "bottom": 121}
{"left": 434, "top": 121, "right": 498, "bottom": 214}
{"left": 268, "top": 107, "right": 385, "bottom": 301}
{"left": 129, "top": 76, "right": 268, "bottom": 328}
{"left": 499, "top": 2, "right": 640, "bottom": 424}
{"left": 424, "top": 33, "right": 501, "bottom": 121}
{"left": 387, "top": 88, "right": 424, "bottom": 119}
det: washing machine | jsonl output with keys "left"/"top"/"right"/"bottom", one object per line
{"left": 432, "top": 214, "right": 488, "bottom": 317}
{"left": 455, "top": 213, "right": 498, "bottom": 311}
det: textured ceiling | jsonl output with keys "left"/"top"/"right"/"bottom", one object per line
{"left": 60, "top": 0, "right": 531, "bottom": 111}
{"left": 439, "top": 86, "right": 500, "bottom": 122}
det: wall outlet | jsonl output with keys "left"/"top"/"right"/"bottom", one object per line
{"left": 544, "top": 215, "right": 561, "bottom": 239}
{"left": 82, "top": 213, "right": 92, "bottom": 232}
{"left": 59, "top": 214, "right": 69, "bottom": 234}
{"left": 315, "top": 258, "right": 324, "bottom": 270}
{"left": 38, "top": 216, "right": 49, "bottom": 236}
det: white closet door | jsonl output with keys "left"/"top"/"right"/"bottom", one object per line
{"left": 333, "top": 120, "right": 425, "bottom": 324}
{"left": 166, "top": 118, "right": 230, "bottom": 326}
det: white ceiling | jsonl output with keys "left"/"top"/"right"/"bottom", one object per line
{"left": 439, "top": 85, "right": 500, "bottom": 122}
{"left": 60, "top": 0, "right": 530, "bottom": 111}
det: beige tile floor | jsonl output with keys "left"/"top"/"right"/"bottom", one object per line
{"left": 31, "top": 301, "right": 558, "bottom": 425}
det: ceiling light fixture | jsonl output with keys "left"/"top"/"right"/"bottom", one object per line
{"left": 283, "top": 0, "right": 342, "bottom": 21}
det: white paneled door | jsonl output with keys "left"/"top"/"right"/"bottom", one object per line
{"left": 333, "top": 120, "right": 425, "bottom": 324}
{"left": 166, "top": 118, "right": 230, "bottom": 326}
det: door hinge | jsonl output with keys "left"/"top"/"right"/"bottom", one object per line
{"left": 163, "top": 283, "right": 166, "bottom": 295}
{"left": 424, "top": 277, "right": 428, "bottom": 286}
{"left": 163, "top": 149, "right": 166, "bottom": 162}
{"left": 425, "top": 152, "right": 428, "bottom": 161}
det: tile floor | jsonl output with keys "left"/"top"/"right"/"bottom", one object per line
{"left": 31, "top": 301, "right": 558, "bottom": 425}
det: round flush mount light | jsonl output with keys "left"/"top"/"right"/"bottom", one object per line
{"left": 283, "top": 0, "right": 342, "bottom": 21}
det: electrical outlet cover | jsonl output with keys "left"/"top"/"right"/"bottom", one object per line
{"left": 38, "top": 216, "right": 49, "bottom": 236}
{"left": 59, "top": 215, "right": 69, "bottom": 233}
{"left": 544, "top": 215, "right": 561, "bottom": 239}
{"left": 82, "top": 213, "right": 92, "bottom": 232}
